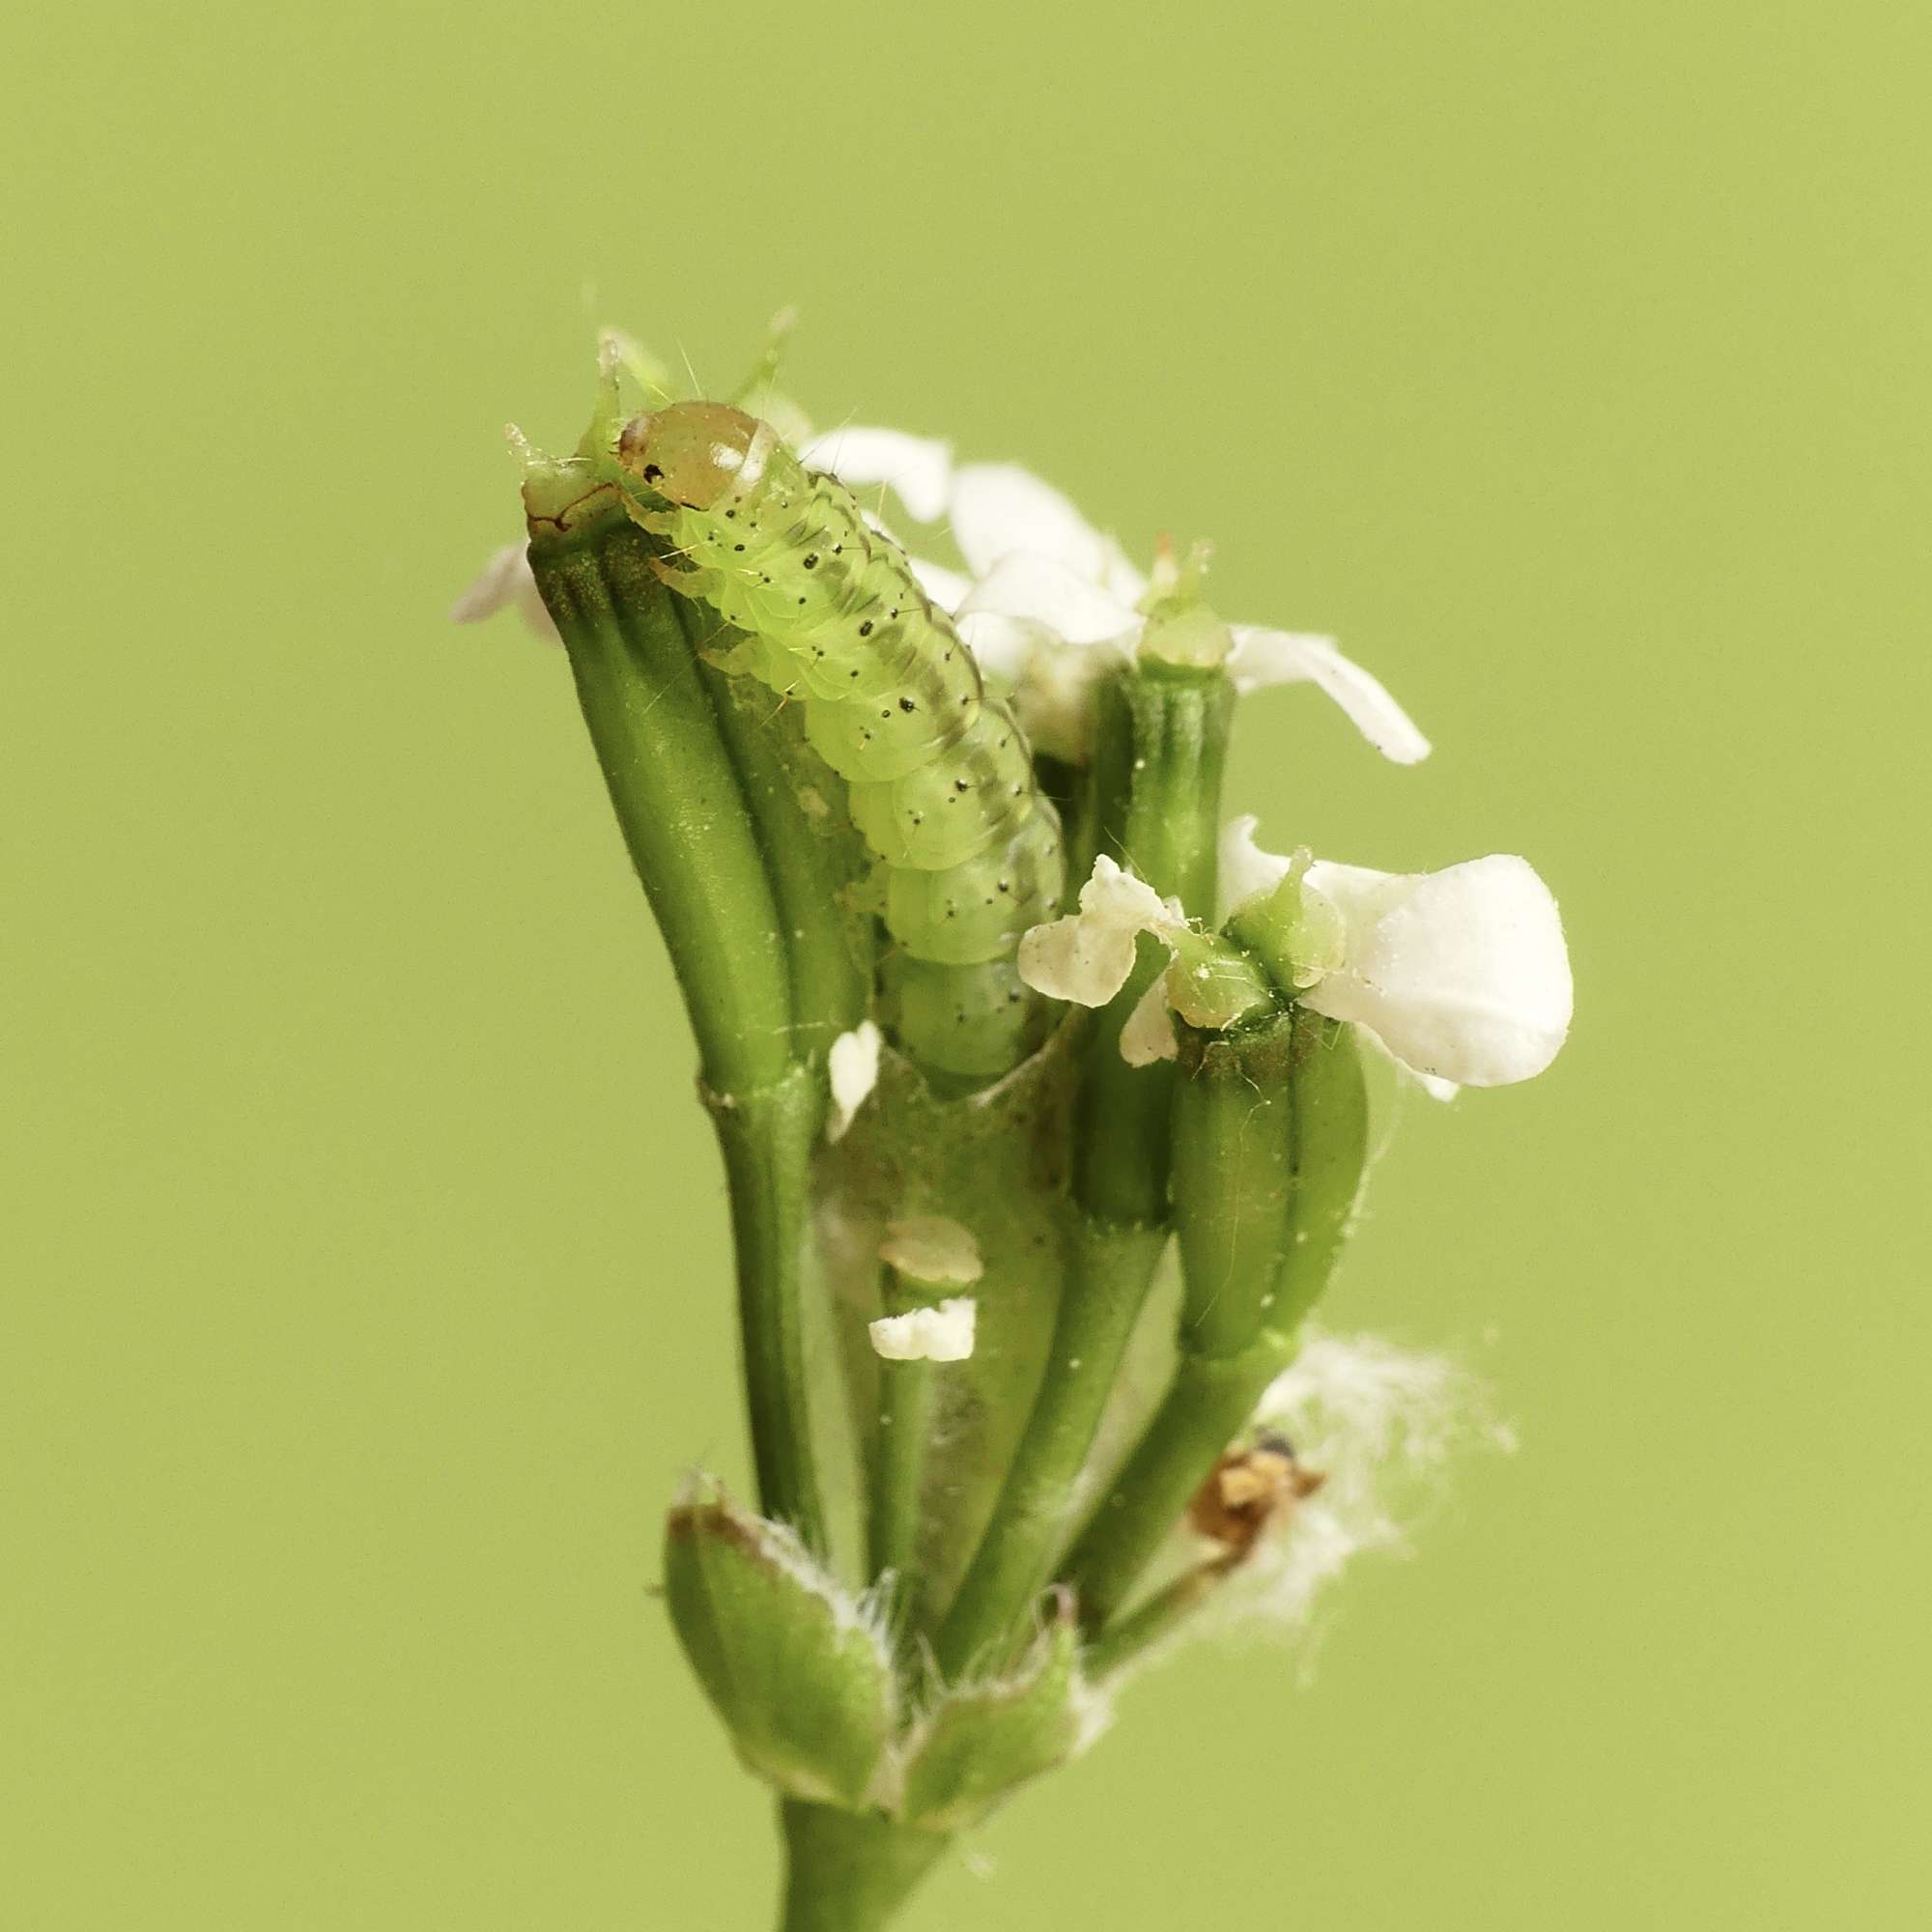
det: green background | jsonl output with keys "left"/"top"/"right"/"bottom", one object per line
{"left": 6, "top": 3, "right": 1926, "bottom": 1925}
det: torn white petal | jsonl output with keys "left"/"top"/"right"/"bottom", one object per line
{"left": 879, "top": 1215, "right": 983, "bottom": 1287}
{"left": 1119, "top": 971, "right": 1179, "bottom": 1066}
{"left": 949, "top": 463, "right": 1121, "bottom": 582}
{"left": 1016, "top": 856, "right": 1185, "bottom": 1008}
{"left": 869, "top": 1296, "right": 978, "bottom": 1362}
{"left": 1226, "top": 628, "right": 1429, "bottom": 764}
{"left": 803, "top": 426, "right": 954, "bottom": 525}
{"left": 1217, "top": 813, "right": 1296, "bottom": 921}
{"left": 450, "top": 542, "right": 561, "bottom": 644}
{"left": 826, "top": 1020, "right": 883, "bottom": 1142}
{"left": 955, "top": 552, "right": 1141, "bottom": 647}
{"left": 1018, "top": 914, "right": 1139, "bottom": 1007}
{"left": 1303, "top": 854, "right": 1572, "bottom": 1087}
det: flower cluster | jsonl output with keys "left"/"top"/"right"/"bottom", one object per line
{"left": 461, "top": 392, "right": 1569, "bottom": 1097}
{"left": 785, "top": 425, "right": 1570, "bottom": 1096}
{"left": 467, "top": 340, "right": 1577, "bottom": 1928}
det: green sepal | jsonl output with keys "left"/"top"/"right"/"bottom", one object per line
{"left": 1225, "top": 856, "right": 1346, "bottom": 993}
{"left": 1164, "top": 927, "right": 1276, "bottom": 1030}
{"left": 663, "top": 1486, "right": 897, "bottom": 1809}
{"left": 895, "top": 1594, "right": 1097, "bottom": 1832}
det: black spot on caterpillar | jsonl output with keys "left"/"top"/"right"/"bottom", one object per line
{"left": 611, "top": 401, "right": 1065, "bottom": 976}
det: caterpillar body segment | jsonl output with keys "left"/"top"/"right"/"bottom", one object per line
{"left": 611, "top": 402, "right": 1065, "bottom": 1076}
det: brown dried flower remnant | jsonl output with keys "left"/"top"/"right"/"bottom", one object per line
{"left": 1188, "top": 1435, "right": 1327, "bottom": 1564}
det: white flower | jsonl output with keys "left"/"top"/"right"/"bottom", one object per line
{"left": 1015, "top": 857, "right": 1186, "bottom": 1008}
{"left": 449, "top": 541, "right": 560, "bottom": 644}
{"left": 799, "top": 426, "right": 954, "bottom": 526}
{"left": 940, "top": 465, "right": 1429, "bottom": 765}
{"left": 868, "top": 1297, "right": 978, "bottom": 1363}
{"left": 1220, "top": 817, "right": 1572, "bottom": 1090}
{"left": 826, "top": 1020, "right": 883, "bottom": 1142}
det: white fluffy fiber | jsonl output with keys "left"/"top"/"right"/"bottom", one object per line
{"left": 1183, "top": 1330, "right": 1514, "bottom": 1658}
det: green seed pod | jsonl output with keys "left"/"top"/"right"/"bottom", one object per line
{"left": 1173, "top": 1006, "right": 1369, "bottom": 1362}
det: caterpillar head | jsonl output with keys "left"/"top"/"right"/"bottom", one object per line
{"left": 615, "top": 401, "right": 773, "bottom": 509}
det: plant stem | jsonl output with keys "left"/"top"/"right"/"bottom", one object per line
{"left": 931, "top": 1216, "right": 1164, "bottom": 1675}
{"left": 1062, "top": 1010, "right": 1369, "bottom": 1630}
{"left": 531, "top": 496, "right": 796, "bottom": 1097}
{"left": 695, "top": 619, "right": 870, "bottom": 1064}
{"left": 1070, "top": 664, "right": 1234, "bottom": 1223}
{"left": 867, "top": 1268, "right": 937, "bottom": 1626}
{"left": 707, "top": 1065, "right": 829, "bottom": 1549}
{"left": 778, "top": 1802, "right": 949, "bottom": 1932}
{"left": 1061, "top": 1340, "right": 1293, "bottom": 1631}
{"left": 529, "top": 490, "right": 827, "bottom": 1542}
{"left": 1081, "top": 1560, "right": 1224, "bottom": 1682}
{"left": 928, "top": 664, "right": 1233, "bottom": 1670}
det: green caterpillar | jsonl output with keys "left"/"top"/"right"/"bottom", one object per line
{"left": 608, "top": 401, "right": 1065, "bottom": 1073}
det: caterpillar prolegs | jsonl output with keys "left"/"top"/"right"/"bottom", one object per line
{"left": 610, "top": 401, "right": 1065, "bottom": 1079}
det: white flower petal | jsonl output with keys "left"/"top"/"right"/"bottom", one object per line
{"left": 1217, "top": 813, "right": 1296, "bottom": 921}
{"left": 955, "top": 552, "right": 1142, "bottom": 647}
{"left": 1100, "top": 545, "right": 1151, "bottom": 609}
{"left": 450, "top": 542, "right": 561, "bottom": 644}
{"left": 879, "top": 1216, "right": 983, "bottom": 1287}
{"left": 1355, "top": 1021, "right": 1462, "bottom": 1101}
{"left": 1016, "top": 856, "right": 1184, "bottom": 1007}
{"left": 826, "top": 1020, "right": 883, "bottom": 1142}
{"left": 907, "top": 556, "right": 972, "bottom": 612}
{"left": 1119, "top": 971, "right": 1179, "bottom": 1066}
{"left": 1226, "top": 628, "right": 1430, "bottom": 764}
{"left": 949, "top": 463, "right": 1122, "bottom": 581}
{"left": 957, "top": 612, "right": 1125, "bottom": 763}
{"left": 953, "top": 611, "right": 1043, "bottom": 685}
{"left": 800, "top": 426, "right": 953, "bottom": 523}
{"left": 869, "top": 1297, "right": 978, "bottom": 1363}
{"left": 1018, "top": 915, "right": 1143, "bottom": 1009}
{"left": 1302, "top": 854, "right": 1572, "bottom": 1087}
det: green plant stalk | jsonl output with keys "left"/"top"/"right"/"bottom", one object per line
{"left": 1061, "top": 1009, "right": 1368, "bottom": 1631}
{"left": 1081, "top": 1560, "right": 1224, "bottom": 1682}
{"left": 779, "top": 1802, "right": 949, "bottom": 1932}
{"left": 706, "top": 1066, "right": 830, "bottom": 1548}
{"left": 527, "top": 478, "right": 825, "bottom": 1544}
{"left": 930, "top": 1216, "right": 1163, "bottom": 1675}
{"left": 695, "top": 621, "right": 870, "bottom": 1063}
{"left": 529, "top": 484, "right": 796, "bottom": 1097}
{"left": 867, "top": 1354, "right": 934, "bottom": 1618}
{"left": 932, "top": 664, "right": 1233, "bottom": 1674}
{"left": 1071, "top": 663, "right": 1235, "bottom": 1223}
{"left": 820, "top": 1026, "right": 1081, "bottom": 1628}
{"left": 867, "top": 1269, "right": 938, "bottom": 1627}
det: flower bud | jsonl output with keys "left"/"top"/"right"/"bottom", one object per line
{"left": 895, "top": 1594, "right": 1102, "bottom": 1831}
{"left": 663, "top": 1487, "right": 896, "bottom": 1808}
